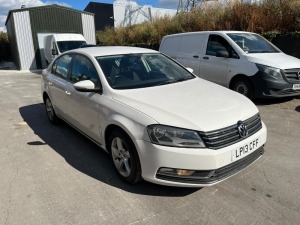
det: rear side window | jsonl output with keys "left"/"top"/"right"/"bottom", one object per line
{"left": 70, "top": 55, "right": 100, "bottom": 88}
{"left": 52, "top": 54, "right": 72, "bottom": 79}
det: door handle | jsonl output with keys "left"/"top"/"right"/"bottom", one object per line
{"left": 65, "top": 91, "right": 71, "bottom": 96}
{"left": 193, "top": 55, "right": 199, "bottom": 58}
{"left": 203, "top": 56, "right": 209, "bottom": 60}
{"left": 48, "top": 81, "right": 53, "bottom": 86}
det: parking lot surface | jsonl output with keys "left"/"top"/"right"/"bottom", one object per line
{"left": 0, "top": 71, "right": 299, "bottom": 225}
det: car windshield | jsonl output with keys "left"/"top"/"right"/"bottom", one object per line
{"left": 57, "top": 41, "right": 87, "bottom": 53}
{"left": 96, "top": 53, "right": 195, "bottom": 90}
{"left": 227, "top": 33, "right": 280, "bottom": 54}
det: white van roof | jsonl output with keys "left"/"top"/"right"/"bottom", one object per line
{"left": 52, "top": 33, "right": 85, "bottom": 41}
{"left": 163, "top": 31, "right": 255, "bottom": 38}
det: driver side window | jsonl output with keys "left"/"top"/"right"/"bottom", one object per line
{"left": 70, "top": 55, "right": 100, "bottom": 88}
{"left": 206, "top": 35, "right": 238, "bottom": 58}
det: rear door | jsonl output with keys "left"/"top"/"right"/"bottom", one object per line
{"left": 47, "top": 54, "right": 73, "bottom": 119}
{"left": 199, "top": 34, "right": 238, "bottom": 86}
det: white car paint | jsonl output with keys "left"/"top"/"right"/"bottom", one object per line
{"left": 41, "top": 46, "right": 267, "bottom": 187}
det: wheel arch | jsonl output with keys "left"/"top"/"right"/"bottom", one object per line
{"left": 103, "top": 116, "right": 146, "bottom": 155}
{"left": 229, "top": 74, "right": 255, "bottom": 91}
{"left": 42, "top": 92, "right": 49, "bottom": 103}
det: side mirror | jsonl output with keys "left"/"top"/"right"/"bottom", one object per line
{"left": 74, "top": 80, "right": 102, "bottom": 93}
{"left": 52, "top": 49, "right": 58, "bottom": 55}
{"left": 186, "top": 67, "right": 194, "bottom": 73}
{"left": 216, "top": 50, "right": 229, "bottom": 58}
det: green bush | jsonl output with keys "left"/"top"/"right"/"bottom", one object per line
{"left": 0, "top": 32, "right": 11, "bottom": 62}
{"left": 96, "top": 0, "right": 300, "bottom": 48}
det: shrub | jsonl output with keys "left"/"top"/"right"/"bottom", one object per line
{"left": 96, "top": 0, "right": 300, "bottom": 49}
{"left": 0, "top": 32, "right": 11, "bottom": 62}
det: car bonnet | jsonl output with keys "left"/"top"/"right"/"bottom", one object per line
{"left": 112, "top": 78, "right": 259, "bottom": 132}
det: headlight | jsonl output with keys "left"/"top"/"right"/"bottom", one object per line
{"left": 147, "top": 125, "right": 206, "bottom": 148}
{"left": 256, "top": 64, "right": 283, "bottom": 80}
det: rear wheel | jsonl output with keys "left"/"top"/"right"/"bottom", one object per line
{"left": 232, "top": 78, "right": 254, "bottom": 99}
{"left": 45, "top": 97, "right": 59, "bottom": 124}
{"left": 108, "top": 130, "right": 142, "bottom": 184}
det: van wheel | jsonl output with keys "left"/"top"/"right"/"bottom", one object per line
{"left": 45, "top": 97, "right": 59, "bottom": 124}
{"left": 232, "top": 78, "right": 254, "bottom": 99}
{"left": 108, "top": 130, "right": 142, "bottom": 184}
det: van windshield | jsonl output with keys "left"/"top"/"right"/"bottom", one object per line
{"left": 96, "top": 53, "right": 195, "bottom": 90}
{"left": 227, "top": 33, "right": 280, "bottom": 54}
{"left": 57, "top": 41, "right": 86, "bottom": 53}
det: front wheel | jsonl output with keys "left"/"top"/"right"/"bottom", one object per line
{"left": 232, "top": 78, "right": 254, "bottom": 99}
{"left": 108, "top": 130, "right": 142, "bottom": 184}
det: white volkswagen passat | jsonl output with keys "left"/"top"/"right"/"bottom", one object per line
{"left": 41, "top": 46, "right": 267, "bottom": 187}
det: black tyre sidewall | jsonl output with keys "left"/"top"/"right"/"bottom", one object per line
{"left": 108, "top": 130, "right": 142, "bottom": 184}
{"left": 233, "top": 78, "right": 254, "bottom": 99}
{"left": 45, "top": 97, "right": 59, "bottom": 124}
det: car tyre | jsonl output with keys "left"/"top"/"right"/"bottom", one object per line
{"left": 45, "top": 97, "right": 59, "bottom": 124}
{"left": 108, "top": 130, "right": 142, "bottom": 184}
{"left": 232, "top": 78, "right": 254, "bottom": 99}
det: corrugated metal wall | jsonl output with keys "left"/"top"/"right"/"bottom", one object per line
{"left": 13, "top": 11, "right": 37, "bottom": 70}
{"left": 82, "top": 14, "right": 96, "bottom": 44}
{"left": 6, "top": 6, "right": 96, "bottom": 70}
{"left": 29, "top": 7, "right": 84, "bottom": 69}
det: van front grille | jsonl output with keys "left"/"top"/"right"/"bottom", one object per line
{"left": 199, "top": 114, "right": 262, "bottom": 150}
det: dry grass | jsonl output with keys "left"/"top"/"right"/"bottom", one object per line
{"left": 96, "top": 0, "right": 300, "bottom": 48}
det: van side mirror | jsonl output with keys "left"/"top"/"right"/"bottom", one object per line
{"left": 216, "top": 50, "right": 229, "bottom": 58}
{"left": 52, "top": 49, "right": 58, "bottom": 56}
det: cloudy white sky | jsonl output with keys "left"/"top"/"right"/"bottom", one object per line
{"left": 0, "top": 0, "right": 178, "bottom": 32}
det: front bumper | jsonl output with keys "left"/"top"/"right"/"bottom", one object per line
{"left": 136, "top": 122, "right": 267, "bottom": 187}
{"left": 250, "top": 71, "right": 300, "bottom": 98}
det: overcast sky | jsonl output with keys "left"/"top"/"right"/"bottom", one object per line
{"left": 0, "top": 0, "right": 178, "bottom": 32}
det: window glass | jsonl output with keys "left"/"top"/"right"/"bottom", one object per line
{"left": 227, "top": 33, "right": 279, "bottom": 54}
{"left": 206, "top": 35, "right": 238, "bottom": 58}
{"left": 57, "top": 41, "right": 86, "bottom": 53}
{"left": 53, "top": 54, "right": 72, "bottom": 78}
{"left": 96, "top": 53, "right": 195, "bottom": 90}
{"left": 70, "top": 55, "right": 100, "bottom": 87}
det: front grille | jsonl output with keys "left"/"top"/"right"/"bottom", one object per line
{"left": 156, "top": 146, "right": 264, "bottom": 184}
{"left": 283, "top": 68, "right": 300, "bottom": 82}
{"left": 199, "top": 114, "right": 262, "bottom": 150}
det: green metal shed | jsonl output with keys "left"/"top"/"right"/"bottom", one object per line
{"left": 5, "top": 5, "right": 96, "bottom": 70}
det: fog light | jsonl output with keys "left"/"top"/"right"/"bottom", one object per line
{"left": 176, "top": 169, "right": 195, "bottom": 176}
{"left": 158, "top": 168, "right": 196, "bottom": 176}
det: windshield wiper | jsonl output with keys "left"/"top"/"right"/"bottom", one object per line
{"left": 157, "top": 77, "right": 194, "bottom": 86}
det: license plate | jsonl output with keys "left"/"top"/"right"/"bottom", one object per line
{"left": 231, "top": 138, "right": 259, "bottom": 162}
{"left": 293, "top": 84, "right": 300, "bottom": 90}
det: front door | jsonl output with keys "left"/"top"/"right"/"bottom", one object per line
{"left": 67, "top": 54, "right": 102, "bottom": 143}
{"left": 200, "top": 34, "right": 238, "bottom": 87}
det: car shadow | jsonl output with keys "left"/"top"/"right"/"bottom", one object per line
{"left": 296, "top": 105, "right": 300, "bottom": 112}
{"left": 254, "top": 97, "right": 295, "bottom": 105}
{"left": 19, "top": 103, "right": 199, "bottom": 197}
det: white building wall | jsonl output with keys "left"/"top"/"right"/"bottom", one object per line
{"left": 13, "top": 11, "right": 36, "bottom": 70}
{"left": 113, "top": 0, "right": 176, "bottom": 27}
{"left": 81, "top": 13, "right": 96, "bottom": 44}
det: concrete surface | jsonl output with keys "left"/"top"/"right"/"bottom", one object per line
{"left": 0, "top": 71, "right": 299, "bottom": 225}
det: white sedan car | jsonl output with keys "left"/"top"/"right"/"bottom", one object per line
{"left": 41, "top": 46, "right": 267, "bottom": 187}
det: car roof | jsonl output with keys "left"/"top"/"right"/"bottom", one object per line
{"left": 67, "top": 46, "right": 158, "bottom": 57}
